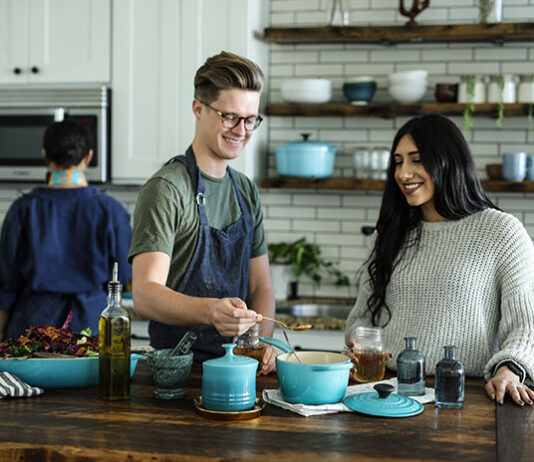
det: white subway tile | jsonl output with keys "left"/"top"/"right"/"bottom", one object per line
{"left": 271, "top": 50, "right": 320, "bottom": 64}
{"left": 318, "top": 207, "right": 366, "bottom": 220}
{"left": 293, "top": 218, "right": 341, "bottom": 232}
{"left": 268, "top": 206, "right": 317, "bottom": 218}
{"left": 293, "top": 193, "right": 342, "bottom": 206}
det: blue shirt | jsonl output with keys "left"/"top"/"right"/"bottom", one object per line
{"left": 0, "top": 186, "right": 132, "bottom": 338}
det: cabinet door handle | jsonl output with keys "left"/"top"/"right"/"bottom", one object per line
{"left": 13, "top": 67, "right": 22, "bottom": 75}
{"left": 31, "top": 66, "right": 39, "bottom": 74}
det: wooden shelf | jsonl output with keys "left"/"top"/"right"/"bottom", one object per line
{"left": 266, "top": 102, "right": 532, "bottom": 118}
{"left": 263, "top": 22, "right": 534, "bottom": 45}
{"left": 260, "top": 178, "right": 534, "bottom": 193}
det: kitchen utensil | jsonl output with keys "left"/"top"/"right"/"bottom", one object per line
{"left": 280, "top": 79, "right": 332, "bottom": 103}
{"left": 201, "top": 343, "right": 258, "bottom": 412}
{"left": 274, "top": 133, "right": 339, "bottom": 178}
{"left": 282, "top": 329, "right": 303, "bottom": 364}
{"left": 168, "top": 330, "right": 197, "bottom": 356}
{"left": 434, "top": 83, "right": 459, "bottom": 103}
{"left": 0, "top": 354, "right": 144, "bottom": 388}
{"left": 146, "top": 349, "right": 193, "bottom": 399}
{"left": 260, "top": 336, "right": 352, "bottom": 405}
{"left": 502, "top": 152, "right": 527, "bottom": 181}
{"left": 343, "top": 383, "right": 424, "bottom": 417}
{"left": 193, "top": 396, "right": 266, "bottom": 421}
{"left": 262, "top": 315, "right": 312, "bottom": 332}
{"left": 342, "top": 79, "right": 377, "bottom": 105}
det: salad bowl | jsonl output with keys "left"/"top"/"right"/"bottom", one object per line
{"left": 0, "top": 354, "right": 144, "bottom": 388}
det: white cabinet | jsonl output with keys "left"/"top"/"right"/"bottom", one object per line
{"left": 0, "top": 0, "right": 110, "bottom": 84}
{"left": 111, "top": 0, "right": 268, "bottom": 184}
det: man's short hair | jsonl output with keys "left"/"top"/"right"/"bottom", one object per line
{"left": 42, "top": 120, "right": 91, "bottom": 168}
{"left": 194, "top": 51, "right": 264, "bottom": 104}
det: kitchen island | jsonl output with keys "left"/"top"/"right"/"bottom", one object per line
{"left": 0, "top": 361, "right": 531, "bottom": 461}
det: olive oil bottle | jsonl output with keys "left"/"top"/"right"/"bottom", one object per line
{"left": 99, "top": 262, "right": 131, "bottom": 400}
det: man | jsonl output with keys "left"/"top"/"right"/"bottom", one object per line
{"left": 129, "top": 51, "right": 276, "bottom": 373}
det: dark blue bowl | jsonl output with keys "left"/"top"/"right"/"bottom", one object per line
{"left": 343, "top": 81, "right": 377, "bottom": 105}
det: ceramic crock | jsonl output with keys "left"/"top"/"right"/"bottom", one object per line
{"left": 260, "top": 336, "right": 352, "bottom": 405}
{"left": 274, "top": 133, "right": 339, "bottom": 178}
{"left": 201, "top": 343, "right": 258, "bottom": 411}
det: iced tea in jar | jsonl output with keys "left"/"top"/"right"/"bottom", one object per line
{"left": 350, "top": 326, "right": 387, "bottom": 382}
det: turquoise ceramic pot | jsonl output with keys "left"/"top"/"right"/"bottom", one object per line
{"left": 260, "top": 337, "right": 352, "bottom": 405}
{"left": 201, "top": 343, "right": 258, "bottom": 411}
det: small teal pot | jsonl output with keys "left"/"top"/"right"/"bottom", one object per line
{"left": 201, "top": 343, "right": 258, "bottom": 412}
{"left": 260, "top": 337, "right": 352, "bottom": 405}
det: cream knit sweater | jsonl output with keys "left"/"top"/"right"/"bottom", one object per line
{"left": 345, "top": 208, "right": 534, "bottom": 384}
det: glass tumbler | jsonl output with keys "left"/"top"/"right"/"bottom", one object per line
{"left": 350, "top": 326, "right": 387, "bottom": 382}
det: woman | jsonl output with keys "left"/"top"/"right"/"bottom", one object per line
{"left": 0, "top": 120, "right": 131, "bottom": 339}
{"left": 345, "top": 114, "right": 534, "bottom": 407}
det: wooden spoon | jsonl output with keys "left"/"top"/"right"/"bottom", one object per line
{"left": 262, "top": 316, "right": 312, "bottom": 332}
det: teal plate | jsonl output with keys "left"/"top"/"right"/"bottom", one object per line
{"left": 0, "top": 354, "right": 144, "bottom": 388}
{"left": 344, "top": 391, "right": 424, "bottom": 418}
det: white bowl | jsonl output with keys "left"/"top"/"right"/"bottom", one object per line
{"left": 388, "top": 83, "right": 427, "bottom": 104}
{"left": 388, "top": 70, "right": 428, "bottom": 85}
{"left": 281, "top": 79, "right": 332, "bottom": 103}
{"left": 345, "top": 75, "right": 376, "bottom": 84}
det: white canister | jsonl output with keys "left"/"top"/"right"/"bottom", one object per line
{"left": 518, "top": 75, "right": 534, "bottom": 104}
{"left": 458, "top": 75, "right": 486, "bottom": 104}
{"left": 479, "top": 0, "right": 502, "bottom": 24}
{"left": 487, "top": 75, "right": 517, "bottom": 104}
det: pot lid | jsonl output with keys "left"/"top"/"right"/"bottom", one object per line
{"left": 275, "top": 133, "right": 339, "bottom": 151}
{"left": 343, "top": 383, "right": 424, "bottom": 418}
{"left": 203, "top": 343, "right": 258, "bottom": 368}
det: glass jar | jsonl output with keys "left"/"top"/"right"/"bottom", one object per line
{"left": 487, "top": 75, "right": 517, "bottom": 104}
{"left": 458, "top": 75, "right": 486, "bottom": 104}
{"left": 350, "top": 326, "right": 387, "bottom": 382}
{"left": 435, "top": 345, "right": 465, "bottom": 409}
{"left": 233, "top": 324, "right": 265, "bottom": 375}
{"left": 352, "top": 147, "right": 371, "bottom": 179}
{"left": 396, "top": 337, "right": 425, "bottom": 396}
{"left": 479, "top": 0, "right": 502, "bottom": 24}
{"left": 518, "top": 75, "right": 534, "bottom": 103}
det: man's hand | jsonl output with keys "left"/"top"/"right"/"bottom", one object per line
{"left": 209, "top": 297, "right": 261, "bottom": 337}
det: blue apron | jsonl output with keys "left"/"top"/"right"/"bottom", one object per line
{"left": 148, "top": 146, "right": 254, "bottom": 362}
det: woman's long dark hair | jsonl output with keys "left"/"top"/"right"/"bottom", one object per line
{"left": 366, "top": 114, "right": 499, "bottom": 327}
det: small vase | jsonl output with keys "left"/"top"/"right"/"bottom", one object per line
{"left": 396, "top": 337, "right": 426, "bottom": 396}
{"left": 479, "top": 0, "right": 502, "bottom": 24}
{"left": 435, "top": 346, "right": 465, "bottom": 409}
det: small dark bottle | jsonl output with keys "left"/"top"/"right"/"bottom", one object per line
{"left": 435, "top": 345, "right": 465, "bottom": 409}
{"left": 397, "top": 337, "right": 425, "bottom": 396}
{"left": 99, "top": 262, "right": 131, "bottom": 400}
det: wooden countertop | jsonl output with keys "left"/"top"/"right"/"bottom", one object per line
{"left": 0, "top": 361, "right": 531, "bottom": 461}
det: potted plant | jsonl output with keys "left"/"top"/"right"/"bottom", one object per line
{"left": 268, "top": 237, "right": 350, "bottom": 301}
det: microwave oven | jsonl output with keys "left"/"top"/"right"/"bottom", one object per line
{"left": 0, "top": 87, "right": 110, "bottom": 183}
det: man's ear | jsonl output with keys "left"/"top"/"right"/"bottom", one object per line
{"left": 83, "top": 149, "right": 94, "bottom": 166}
{"left": 192, "top": 99, "right": 203, "bottom": 119}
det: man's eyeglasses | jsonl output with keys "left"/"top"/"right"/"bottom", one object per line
{"left": 200, "top": 101, "right": 263, "bottom": 131}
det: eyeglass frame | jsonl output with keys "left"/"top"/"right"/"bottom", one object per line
{"left": 198, "top": 100, "right": 263, "bottom": 131}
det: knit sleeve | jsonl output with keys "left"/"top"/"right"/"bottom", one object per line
{"left": 345, "top": 262, "right": 374, "bottom": 344}
{"left": 483, "top": 216, "right": 534, "bottom": 384}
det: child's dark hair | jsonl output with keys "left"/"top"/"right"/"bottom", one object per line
{"left": 42, "top": 120, "right": 92, "bottom": 168}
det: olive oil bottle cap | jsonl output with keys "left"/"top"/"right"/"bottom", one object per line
{"left": 108, "top": 261, "right": 122, "bottom": 294}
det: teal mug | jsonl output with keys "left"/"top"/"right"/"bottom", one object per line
{"left": 502, "top": 152, "right": 527, "bottom": 181}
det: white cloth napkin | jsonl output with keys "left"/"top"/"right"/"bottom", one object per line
{"left": 0, "top": 372, "right": 44, "bottom": 399}
{"left": 262, "top": 378, "right": 435, "bottom": 417}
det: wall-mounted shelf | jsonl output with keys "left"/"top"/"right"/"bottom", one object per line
{"left": 260, "top": 178, "right": 534, "bottom": 193}
{"left": 266, "top": 102, "right": 532, "bottom": 118}
{"left": 263, "top": 22, "right": 534, "bottom": 45}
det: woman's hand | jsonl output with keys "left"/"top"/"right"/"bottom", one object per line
{"left": 345, "top": 340, "right": 391, "bottom": 383}
{"left": 485, "top": 365, "right": 534, "bottom": 406}
{"left": 259, "top": 345, "right": 277, "bottom": 375}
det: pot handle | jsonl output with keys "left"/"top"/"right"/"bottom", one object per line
{"left": 259, "top": 336, "right": 292, "bottom": 353}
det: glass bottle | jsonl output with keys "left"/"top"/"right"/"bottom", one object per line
{"left": 435, "top": 345, "right": 465, "bottom": 409}
{"left": 233, "top": 323, "right": 266, "bottom": 376}
{"left": 99, "top": 262, "right": 131, "bottom": 400}
{"left": 351, "top": 326, "right": 386, "bottom": 382}
{"left": 396, "top": 337, "right": 425, "bottom": 396}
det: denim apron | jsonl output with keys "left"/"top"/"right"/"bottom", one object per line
{"left": 148, "top": 146, "right": 254, "bottom": 362}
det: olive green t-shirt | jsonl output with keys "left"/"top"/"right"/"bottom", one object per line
{"left": 129, "top": 159, "right": 267, "bottom": 291}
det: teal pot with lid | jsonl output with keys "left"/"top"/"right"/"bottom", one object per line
{"left": 260, "top": 336, "right": 352, "bottom": 405}
{"left": 274, "top": 133, "right": 340, "bottom": 178}
{"left": 201, "top": 343, "right": 258, "bottom": 411}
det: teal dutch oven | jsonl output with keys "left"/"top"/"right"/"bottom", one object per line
{"left": 274, "top": 133, "right": 340, "bottom": 178}
{"left": 201, "top": 343, "right": 258, "bottom": 412}
{"left": 260, "top": 336, "right": 352, "bottom": 405}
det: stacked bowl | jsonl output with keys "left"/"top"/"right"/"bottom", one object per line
{"left": 280, "top": 79, "right": 332, "bottom": 104}
{"left": 388, "top": 70, "right": 428, "bottom": 104}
